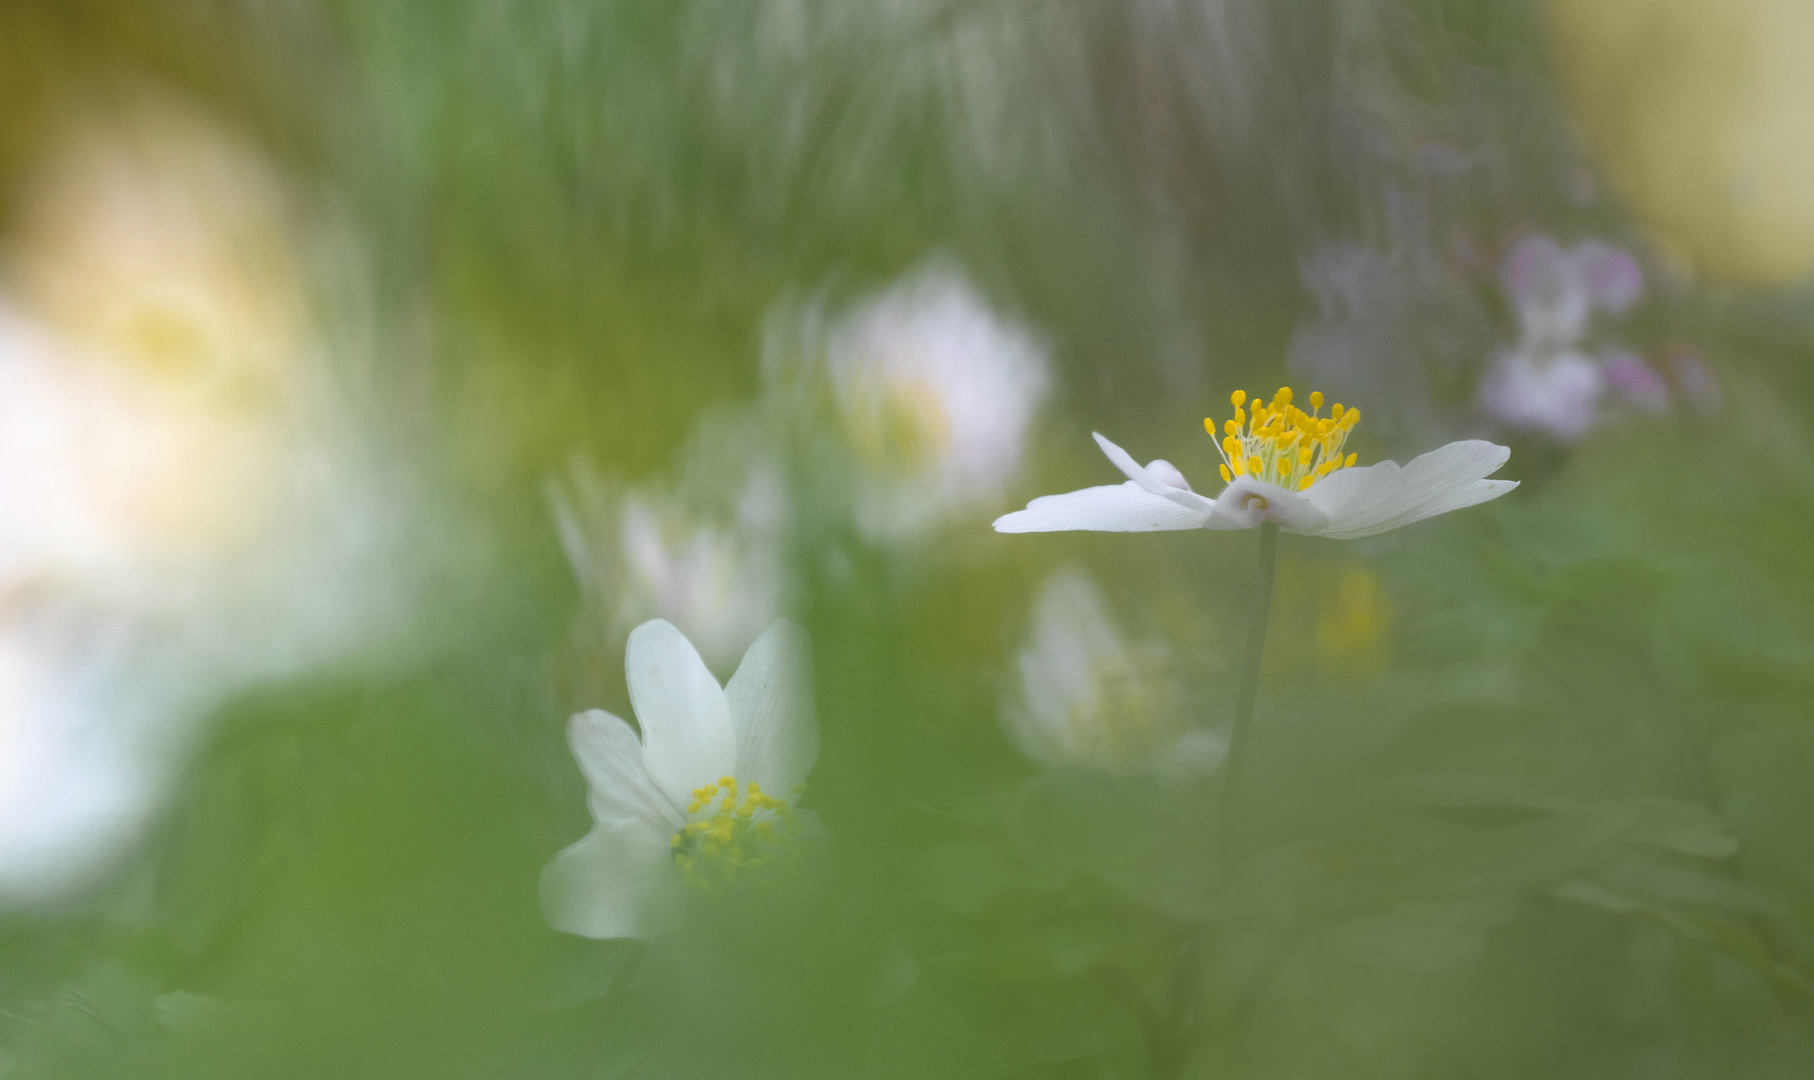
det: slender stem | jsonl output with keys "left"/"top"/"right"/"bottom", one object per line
{"left": 1214, "top": 522, "right": 1279, "bottom": 866}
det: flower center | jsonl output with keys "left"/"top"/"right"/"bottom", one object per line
{"left": 670, "top": 776, "right": 802, "bottom": 890}
{"left": 847, "top": 373, "right": 953, "bottom": 470}
{"left": 1067, "top": 651, "right": 1181, "bottom": 773}
{"left": 1204, "top": 386, "right": 1360, "bottom": 492}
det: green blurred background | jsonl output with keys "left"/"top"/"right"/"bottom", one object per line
{"left": 1, "top": 1, "right": 1812, "bottom": 1077}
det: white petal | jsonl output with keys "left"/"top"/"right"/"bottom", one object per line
{"left": 1302, "top": 440, "right": 1517, "bottom": 540}
{"left": 725, "top": 619, "right": 818, "bottom": 795}
{"left": 1091, "top": 433, "right": 1216, "bottom": 515}
{"left": 1203, "top": 478, "right": 1331, "bottom": 533}
{"left": 625, "top": 619, "right": 737, "bottom": 810}
{"left": 1143, "top": 459, "right": 1191, "bottom": 491}
{"left": 540, "top": 816, "right": 674, "bottom": 940}
{"left": 567, "top": 710, "right": 685, "bottom": 832}
{"left": 994, "top": 482, "right": 1211, "bottom": 532}
{"left": 1144, "top": 729, "right": 1230, "bottom": 782}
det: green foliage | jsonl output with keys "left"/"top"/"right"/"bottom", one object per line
{"left": 2, "top": 1, "right": 1813, "bottom": 1078}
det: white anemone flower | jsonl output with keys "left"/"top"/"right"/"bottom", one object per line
{"left": 0, "top": 104, "right": 405, "bottom": 903}
{"left": 1008, "top": 568, "right": 1225, "bottom": 779}
{"left": 821, "top": 263, "right": 1051, "bottom": 543}
{"left": 995, "top": 387, "right": 1516, "bottom": 539}
{"left": 550, "top": 456, "right": 790, "bottom": 675}
{"left": 542, "top": 618, "right": 818, "bottom": 940}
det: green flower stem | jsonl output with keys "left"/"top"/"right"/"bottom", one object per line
{"left": 1215, "top": 521, "right": 1279, "bottom": 866}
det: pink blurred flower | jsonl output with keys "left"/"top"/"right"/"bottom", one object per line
{"left": 1480, "top": 233, "right": 1652, "bottom": 441}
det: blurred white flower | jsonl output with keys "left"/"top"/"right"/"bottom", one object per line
{"left": 542, "top": 619, "right": 817, "bottom": 940}
{"left": 818, "top": 263, "right": 1051, "bottom": 543}
{"left": 996, "top": 387, "right": 1515, "bottom": 539}
{"left": 1500, "top": 236, "right": 1642, "bottom": 350}
{"left": 551, "top": 451, "right": 790, "bottom": 675}
{"left": 1007, "top": 568, "right": 1223, "bottom": 779}
{"left": 1478, "top": 234, "right": 1646, "bottom": 441}
{"left": 0, "top": 103, "right": 405, "bottom": 903}
{"left": 0, "top": 615, "right": 154, "bottom": 899}
{"left": 1477, "top": 349, "right": 1606, "bottom": 442}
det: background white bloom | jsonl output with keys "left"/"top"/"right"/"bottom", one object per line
{"left": 542, "top": 618, "right": 818, "bottom": 940}
{"left": 551, "top": 440, "right": 792, "bottom": 676}
{"left": 0, "top": 103, "right": 408, "bottom": 904}
{"left": 1477, "top": 349, "right": 1606, "bottom": 442}
{"left": 818, "top": 262, "right": 1051, "bottom": 544}
{"left": 1007, "top": 568, "right": 1224, "bottom": 779}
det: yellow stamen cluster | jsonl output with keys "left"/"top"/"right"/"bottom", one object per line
{"left": 671, "top": 776, "right": 801, "bottom": 890}
{"left": 1204, "top": 387, "right": 1360, "bottom": 492}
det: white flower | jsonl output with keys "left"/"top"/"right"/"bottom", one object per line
{"left": 0, "top": 621, "right": 153, "bottom": 903}
{"left": 542, "top": 618, "right": 818, "bottom": 940}
{"left": 995, "top": 387, "right": 1516, "bottom": 539}
{"left": 0, "top": 102, "right": 408, "bottom": 902}
{"left": 1477, "top": 349, "right": 1606, "bottom": 442}
{"left": 1499, "top": 235, "right": 1642, "bottom": 351}
{"left": 4, "top": 100, "right": 307, "bottom": 390}
{"left": 1007, "top": 568, "right": 1224, "bottom": 779}
{"left": 820, "top": 263, "right": 1051, "bottom": 543}
{"left": 551, "top": 456, "right": 790, "bottom": 674}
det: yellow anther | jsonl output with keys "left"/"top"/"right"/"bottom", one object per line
{"left": 1209, "top": 386, "right": 1363, "bottom": 494}
{"left": 1345, "top": 453, "right": 1357, "bottom": 467}
{"left": 671, "top": 773, "right": 803, "bottom": 891}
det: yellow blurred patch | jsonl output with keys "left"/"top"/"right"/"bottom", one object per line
{"left": 1548, "top": 0, "right": 1814, "bottom": 284}
{"left": 1267, "top": 555, "right": 1394, "bottom": 686}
